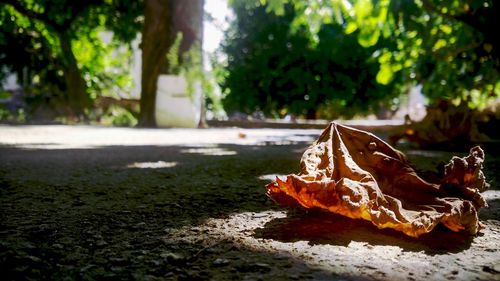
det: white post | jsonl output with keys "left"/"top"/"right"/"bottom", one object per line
{"left": 155, "top": 75, "right": 201, "bottom": 128}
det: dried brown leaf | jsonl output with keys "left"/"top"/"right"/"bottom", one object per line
{"left": 266, "top": 122, "right": 488, "bottom": 237}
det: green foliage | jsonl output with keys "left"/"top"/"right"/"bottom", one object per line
{"left": 208, "top": 57, "right": 229, "bottom": 119}
{"left": 388, "top": 0, "right": 500, "bottom": 109}
{"left": 166, "top": 33, "right": 184, "bottom": 75}
{"left": 166, "top": 33, "right": 206, "bottom": 101}
{"left": 0, "top": 107, "right": 26, "bottom": 123}
{"left": 0, "top": 5, "right": 64, "bottom": 92}
{"left": 262, "top": 0, "right": 500, "bottom": 109}
{"left": 73, "top": 29, "right": 135, "bottom": 100}
{"left": 166, "top": 31, "right": 223, "bottom": 119}
{"left": 0, "top": 91, "right": 11, "bottom": 100}
{"left": 100, "top": 105, "right": 138, "bottom": 127}
{"left": 0, "top": 0, "right": 142, "bottom": 120}
{"left": 220, "top": 0, "right": 401, "bottom": 119}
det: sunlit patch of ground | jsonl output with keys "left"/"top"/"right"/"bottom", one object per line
{"left": 181, "top": 147, "right": 238, "bottom": 156}
{"left": 171, "top": 190, "right": 500, "bottom": 281}
{"left": 126, "top": 161, "right": 178, "bottom": 169}
{"left": 0, "top": 125, "right": 320, "bottom": 149}
{"left": 257, "top": 174, "right": 287, "bottom": 181}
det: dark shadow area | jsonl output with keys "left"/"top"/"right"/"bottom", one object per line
{"left": 0, "top": 140, "right": 316, "bottom": 279}
{"left": 253, "top": 209, "right": 478, "bottom": 255}
{"left": 0, "top": 233, "right": 373, "bottom": 281}
{"left": 0, "top": 141, "right": 310, "bottom": 224}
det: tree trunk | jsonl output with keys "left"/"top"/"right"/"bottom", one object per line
{"left": 139, "top": 0, "right": 172, "bottom": 127}
{"left": 59, "top": 33, "right": 90, "bottom": 119}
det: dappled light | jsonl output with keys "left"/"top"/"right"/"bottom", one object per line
{"left": 126, "top": 161, "right": 177, "bottom": 169}
{"left": 257, "top": 174, "right": 286, "bottom": 182}
{"left": 181, "top": 147, "right": 237, "bottom": 156}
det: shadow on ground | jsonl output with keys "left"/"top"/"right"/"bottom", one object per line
{"left": 1, "top": 135, "right": 498, "bottom": 280}
{"left": 1, "top": 140, "right": 352, "bottom": 280}
{"left": 253, "top": 209, "right": 478, "bottom": 255}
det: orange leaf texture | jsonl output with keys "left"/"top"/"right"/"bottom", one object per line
{"left": 266, "top": 122, "right": 488, "bottom": 237}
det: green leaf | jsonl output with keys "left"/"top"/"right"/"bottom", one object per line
{"left": 440, "top": 25, "right": 452, "bottom": 34}
{"left": 345, "top": 22, "right": 358, "bottom": 34}
{"left": 265, "top": 0, "right": 286, "bottom": 16}
{"left": 358, "top": 27, "right": 379, "bottom": 47}
{"left": 376, "top": 64, "right": 393, "bottom": 85}
{"left": 378, "top": 51, "right": 391, "bottom": 64}
{"left": 433, "top": 39, "right": 447, "bottom": 51}
{"left": 354, "top": 0, "right": 373, "bottom": 19}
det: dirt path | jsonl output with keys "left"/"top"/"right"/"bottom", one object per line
{"left": 0, "top": 125, "right": 499, "bottom": 280}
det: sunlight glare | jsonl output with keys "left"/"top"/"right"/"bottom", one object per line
{"left": 127, "top": 161, "right": 177, "bottom": 169}
{"left": 181, "top": 147, "right": 237, "bottom": 156}
{"left": 258, "top": 174, "right": 287, "bottom": 181}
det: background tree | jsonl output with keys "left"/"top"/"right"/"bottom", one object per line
{"left": 219, "top": 1, "right": 401, "bottom": 119}
{"left": 1, "top": 0, "right": 205, "bottom": 127}
{"left": 1, "top": 0, "right": 98, "bottom": 118}
{"left": 0, "top": 0, "right": 142, "bottom": 120}
{"left": 262, "top": 0, "right": 500, "bottom": 110}
{"left": 389, "top": 0, "right": 499, "bottom": 109}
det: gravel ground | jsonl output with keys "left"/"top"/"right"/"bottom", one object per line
{"left": 0, "top": 125, "right": 499, "bottom": 281}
